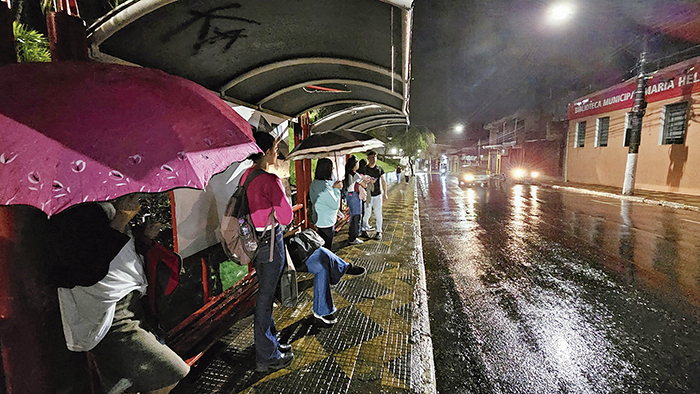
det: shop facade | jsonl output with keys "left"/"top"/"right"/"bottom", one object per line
{"left": 567, "top": 56, "right": 700, "bottom": 195}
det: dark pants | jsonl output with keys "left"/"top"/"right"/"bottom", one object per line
{"left": 254, "top": 226, "right": 285, "bottom": 365}
{"left": 317, "top": 226, "right": 334, "bottom": 250}
{"left": 349, "top": 215, "right": 361, "bottom": 241}
{"left": 346, "top": 192, "right": 362, "bottom": 242}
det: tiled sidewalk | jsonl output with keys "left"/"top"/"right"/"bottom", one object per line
{"left": 175, "top": 180, "right": 435, "bottom": 394}
{"left": 547, "top": 180, "right": 700, "bottom": 211}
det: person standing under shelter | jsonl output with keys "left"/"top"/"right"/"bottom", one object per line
{"left": 309, "top": 158, "right": 342, "bottom": 250}
{"left": 344, "top": 155, "right": 369, "bottom": 245}
{"left": 241, "top": 132, "right": 295, "bottom": 373}
{"left": 361, "top": 150, "right": 388, "bottom": 240}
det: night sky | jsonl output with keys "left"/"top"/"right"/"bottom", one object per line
{"left": 409, "top": 0, "right": 700, "bottom": 141}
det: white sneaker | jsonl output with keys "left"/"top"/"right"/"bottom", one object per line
{"left": 349, "top": 238, "right": 364, "bottom": 245}
{"left": 313, "top": 312, "right": 338, "bottom": 325}
{"left": 365, "top": 226, "right": 376, "bottom": 231}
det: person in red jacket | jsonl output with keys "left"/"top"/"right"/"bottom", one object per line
{"left": 242, "top": 132, "right": 295, "bottom": 372}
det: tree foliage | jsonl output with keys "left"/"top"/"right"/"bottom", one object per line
{"left": 390, "top": 126, "right": 435, "bottom": 160}
{"left": 13, "top": 21, "right": 50, "bottom": 62}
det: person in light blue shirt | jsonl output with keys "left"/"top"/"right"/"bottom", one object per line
{"left": 309, "top": 158, "right": 343, "bottom": 249}
{"left": 306, "top": 158, "right": 366, "bottom": 325}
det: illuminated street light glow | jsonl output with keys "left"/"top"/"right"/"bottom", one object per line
{"left": 512, "top": 168, "right": 527, "bottom": 179}
{"left": 546, "top": 2, "right": 575, "bottom": 26}
{"left": 454, "top": 124, "right": 465, "bottom": 133}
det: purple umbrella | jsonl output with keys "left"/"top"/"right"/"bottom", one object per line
{"left": 0, "top": 61, "right": 260, "bottom": 216}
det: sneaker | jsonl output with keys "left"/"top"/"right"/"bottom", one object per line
{"left": 256, "top": 352, "right": 294, "bottom": 372}
{"left": 313, "top": 312, "right": 338, "bottom": 325}
{"left": 372, "top": 232, "right": 382, "bottom": 240}
{"left": 278, "top": 343, "right": 292, "bottom": 353}
{"left": 345, "top": 264, "right": 366, "bottom": 277}
{"left": 360, "top": 231, "right": 370, "bottom": 239}
{"left": 365, "top": 226, "right": 376, "bottom": 231}
{"left": 349, "top": 238, "right": 364, "bottom": 245}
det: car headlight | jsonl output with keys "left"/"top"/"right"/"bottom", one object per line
{"left": 530, "top": 171, "right": 540, "bottom": 179}
{"left": 512, "top": 168, "right": 527, "bottom": 179}
{"left": 464, "top": 174, "right": 475, "bottom": 182}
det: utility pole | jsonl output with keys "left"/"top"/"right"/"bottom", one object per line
{"left": 622, "top": 46, "right": 648, "bottom": 195}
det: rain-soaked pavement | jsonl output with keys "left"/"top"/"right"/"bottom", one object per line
{"left": 417, "top": 173, "right": 700, "bottom": 394}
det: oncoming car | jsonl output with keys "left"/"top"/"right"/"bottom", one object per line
{"left": 459, "top": 166, "right": 491, "bottom": 187}
{"left": 510, "top": 167, "right": 541, "bottom": 184}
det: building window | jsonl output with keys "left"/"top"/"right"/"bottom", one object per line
{"left": 623, "top": 112, "right": 632, "bottom": 147}
{"left": 595, "top": 117, "right": 609, "bottom": 147}
{"left": 660, "top": 102, "right": 688, "bottom": 145}
{"left": 575, "top": 121, "right": 586, "bottom": 148}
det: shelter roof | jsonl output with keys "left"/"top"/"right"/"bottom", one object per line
{"left": 87, "top": 0, "right": 412, "bottom": 128}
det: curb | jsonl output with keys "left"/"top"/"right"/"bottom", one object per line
{"left": 548, "top": 184, "right": 700, "bottom": 213}
{"left": 409, "top": 179, "right": 437, "bottom": 394}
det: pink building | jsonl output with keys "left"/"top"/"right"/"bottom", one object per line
{"left": 566, "top": 56, "right": 700, "bottom": 195}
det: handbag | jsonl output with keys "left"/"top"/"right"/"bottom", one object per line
{"left": 284, "top": 229, "right": 325, "bottom": 271}
{"left": 277, "top": 247, "right": 298, "bottom": 308}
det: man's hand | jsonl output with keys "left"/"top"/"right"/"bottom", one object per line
{"left": 333, "top": 180, "right": 343, "bottom": 189}
{"left": 110, "top": 194, "right": 141, "bottom": 232}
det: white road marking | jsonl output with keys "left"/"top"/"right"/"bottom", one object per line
{"left": 681, "top": 218, "right": 700, "bottom": 225}
{"left": 591, "top": 199, "right": 617, "bottom": 206}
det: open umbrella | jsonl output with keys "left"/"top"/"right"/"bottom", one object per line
{"left": 0, "top": 62, "right": 259, "bottom": 217}
{"left": 286, "top": 129, "right": 384, "bottom": 161}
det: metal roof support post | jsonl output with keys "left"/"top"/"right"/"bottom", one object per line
{"left": 46, "top": 0, "right": 89, "bottom": 61}
{"left": 294, "top": 117, "right": 311, "bottom": 230}
{"left": 401, "top": 7, "right": 413, "bottom": 118}
{"left": 0, "top": 0, "right": 15, "bottom": 66}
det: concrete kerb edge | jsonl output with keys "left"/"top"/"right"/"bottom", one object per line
{"left": 549, "top": 185, "right": 700, "bottom": 213}
{"left": 409, "top": 179, "right": 437, "bottom": 394}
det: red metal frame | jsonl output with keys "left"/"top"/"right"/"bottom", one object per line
{"left": 294, "top": 114, "right": 312, "bottom": 230}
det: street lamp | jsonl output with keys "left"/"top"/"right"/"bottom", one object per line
{"left": 454, "top": 124, "right": 464, "bottom": 134}
{"left": 545, "top": 2, "right": 576, "bottom": 26}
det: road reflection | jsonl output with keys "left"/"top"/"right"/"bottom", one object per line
{"left": 418, "top": 173, "right": 700, "bottom": 393}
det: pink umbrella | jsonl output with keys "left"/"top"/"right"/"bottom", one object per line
{"left": 0, "top": 61, "right": 260, "bottom": 216}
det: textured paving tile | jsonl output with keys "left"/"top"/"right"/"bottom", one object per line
{"left": 175, "top": 182, "right": 421, "bottom": 394}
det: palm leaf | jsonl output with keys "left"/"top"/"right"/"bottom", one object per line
{"left": 13, "top": 22, "right": 51, "bottom": 62}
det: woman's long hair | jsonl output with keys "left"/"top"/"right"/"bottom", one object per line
{"left": 315, "top": 158, "right": 333, "bottom": 181}
{"left": 343, "top": 155, "right": 358, "bottom": 192}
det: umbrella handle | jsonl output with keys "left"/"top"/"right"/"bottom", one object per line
{"left": 334, "top": 152, "right": 339, "bottom": 181}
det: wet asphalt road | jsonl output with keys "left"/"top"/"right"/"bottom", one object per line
{"left": 417, "top": 173, "right": 700, "bottom": 394}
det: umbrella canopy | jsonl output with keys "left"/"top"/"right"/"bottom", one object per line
{"left": 286, "top": 130, "right": 384, "bottom": 161}
{"left": 0, "top": 62, "right": 260, "bottom": 217}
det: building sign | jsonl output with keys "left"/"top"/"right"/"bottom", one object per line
{"left": 568, "top": 56, "right": 700, "bottom": 120}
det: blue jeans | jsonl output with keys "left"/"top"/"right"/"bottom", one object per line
{"left": 254, "top": 226, "right": 285, "bottom": 364}
{"left": 346, "top": 192, "right": 362, "bottom": 241}
{"left": 305, "top": 247, "right": 349, "bottom": 316}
